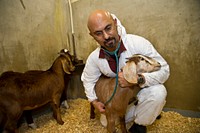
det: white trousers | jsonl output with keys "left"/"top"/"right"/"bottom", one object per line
{"left": 100, "top": 84, "right": 167, "bottom": 126}
{"left": 125, "top": 84, "right": 167, "bottom": 125}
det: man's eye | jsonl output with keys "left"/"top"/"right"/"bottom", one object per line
{"left": 105, "top": 26, "right": 112, "bottom": 32}
{"left": 95, "top": 32, "right": 102, "bottom": 36}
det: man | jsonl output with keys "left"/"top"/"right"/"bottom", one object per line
{"left": 81, "top": 9, "right": 170, "bottom": 133}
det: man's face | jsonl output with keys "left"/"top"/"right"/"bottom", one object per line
{"left": 89, "top": 17, "right": 120, "bottom": 52}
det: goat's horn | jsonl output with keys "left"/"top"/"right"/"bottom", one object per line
{"left": 136, "top": 54, "right": 155, "bottom": 65}
{"left": 58, "top": 49, "right": 69, "bottom": 55}
{"left": 63, "top": 49, "right": 68, "bottom": 53}
{"left": 129, "top": 54, "right": 155, "bottom": 65}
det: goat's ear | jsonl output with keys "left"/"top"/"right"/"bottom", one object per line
{"left": 61, "top": 59, "right": 71, "bottom": 74}
{"left": 126, "top": 56, "right": 138, "bottom": 63}
{"left": 122, "top": 61, "right": 137, "bottom": 84}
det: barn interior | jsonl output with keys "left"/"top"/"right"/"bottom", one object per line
{"left": 0, "top": 0, "right": 200, "bottom": 132}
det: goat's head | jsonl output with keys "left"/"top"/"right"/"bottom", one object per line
{"left": 58, "top": 49, "right": 75, "bottom": 74}
{"left": 123, "top": 54, "right": 161, "bottom": 84}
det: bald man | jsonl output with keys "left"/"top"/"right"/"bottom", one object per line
{"left": 81, "top": 10, "right": 170, "bottom": 133}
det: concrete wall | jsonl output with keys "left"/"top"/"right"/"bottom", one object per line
{"left": 0, "top": 0, "right": 200, "bottom": 112}
{"left": 71, "top": 0, "right": 200, "bottom": 112}
{"left": 0, "top": 0, "right": 73, "bottom": 72}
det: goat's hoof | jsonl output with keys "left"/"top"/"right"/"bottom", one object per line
{"left": 28, "top": 123, "right": 37, "bottom": 129}
{"left": 90, "top": 115, "right": 95, "bottom": 119}
{"left": 100, "top": 114, "right": 107, "bottom": 127}
{"left": 61, "top": 100, "right": 70, "bottom": 109}
{"left": 58, "top": 120, "right": 64, "bottom": 125}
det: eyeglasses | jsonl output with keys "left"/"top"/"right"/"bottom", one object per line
{"left": 92, "top": 24, "right": 115, "bottom": 39}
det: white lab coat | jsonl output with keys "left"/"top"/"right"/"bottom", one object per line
{"left": 81, "top": 14, "right": 170, "bottom": 125}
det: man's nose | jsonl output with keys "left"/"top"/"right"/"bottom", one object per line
{"left": 102, "top": 31, "right": 109, "bottom": 39}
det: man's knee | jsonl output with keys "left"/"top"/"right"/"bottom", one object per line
{"left": 135, "top": 84, "right": 167, "bottom": 125}
{"left": 138, "top": 84, "right": 167, "bottom": 103}
{"left": 150, "top": 84, "right": 167, "bottom": 103}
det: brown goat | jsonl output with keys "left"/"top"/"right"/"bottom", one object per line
{"left": 0, "top": 49, "right": 75, "bottom": 133}
{"left": 20, "top": 70, "right": 73, "bottom": 129}
{"left": 90, "top": 54, "right": 161, "bottom": 133}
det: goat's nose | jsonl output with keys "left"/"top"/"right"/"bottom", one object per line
{"left": 158, "top": 62, "right": 161, "bottom": 67}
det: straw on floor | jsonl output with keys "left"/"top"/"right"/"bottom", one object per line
{"left": 19, "top": 98, "right": 200, "bottom": 133}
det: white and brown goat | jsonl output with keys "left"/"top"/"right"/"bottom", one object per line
{"left": 90, "top": 54, "right": 161, "bottom": 133}
{"left": 0, "top": 49, "right": 75, "bottom": 133}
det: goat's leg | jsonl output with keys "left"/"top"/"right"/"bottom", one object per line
{"left": 106, "top": 112, "right": 116, "bottom": 133}
{"left": 4, "top": 124, "right": 18, "bottom": 133}
{"left": 119, "top": 115, "right": 127, "bottom": 133}
{"left": 5, "top": 126, "right": 18, "bottom": 133}
{"left": 60, "top": 78, "right": 70, "bottom": 109}
{"left": 60, "top": 91, "right": 69, "bottom": 109}
{"left": 5, "top": 115, "right": 20, "bottom": 133}
{"left": 90, "top": 103, "right": 95, "bottom": 119}
{"left": 50, "top": 101, "right": 64, "bottom": 125}
{"left": 23, "top": 110, "right": 38, "bottom": 129}
{"left": 23, "top": 110, "right": 33, "bottom": 124}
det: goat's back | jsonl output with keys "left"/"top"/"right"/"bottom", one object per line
{"left": 0, "top": 70, "right": 64, "bottom": 108}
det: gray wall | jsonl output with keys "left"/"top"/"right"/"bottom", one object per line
{"left": 0, "top": 0, "right": 200, "bottom": 112}
{"left": 0, "top": 0, "right": 73, "bottom": 71}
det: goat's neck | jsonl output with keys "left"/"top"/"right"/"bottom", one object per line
{"left": 49, "top": 60, "right": 65, "bottom": 76}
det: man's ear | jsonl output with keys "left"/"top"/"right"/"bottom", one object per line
{"left": 114, "top": 18, "right": 117, "bottom": 25}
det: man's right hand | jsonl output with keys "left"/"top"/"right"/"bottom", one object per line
{"left": 92, "top": 100, "right": 105, "bottom": 113}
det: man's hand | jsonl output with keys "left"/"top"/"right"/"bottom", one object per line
{"left": 118, "top": 71, "right": 137, "bottom": 87}
{"left": 92, "top": 100, "right": 105, "bottom": 113}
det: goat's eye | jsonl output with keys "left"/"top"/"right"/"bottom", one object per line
{"left": 141, "top": 57, "right": 144, "bottom": 60}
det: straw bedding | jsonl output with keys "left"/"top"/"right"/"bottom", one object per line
{"left": 19, "top": 98, "right": 200, "bottom": 133}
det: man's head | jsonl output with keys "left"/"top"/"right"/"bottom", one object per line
{"left": 87, "top": 10, "right": 120, "bottom": 52}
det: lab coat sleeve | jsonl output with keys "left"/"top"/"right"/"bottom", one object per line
{"left": 131, "top": 36, "right": 170, "bottom": 88}
{"left": 81, "top": 52, "right": 102, "bottom": 102}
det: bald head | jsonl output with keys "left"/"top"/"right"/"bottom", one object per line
{"left": 87, "top": 10, "right": 113, "bottom": 32}
{"left": 87, "top": 10, "right": 120, "bottom": 51}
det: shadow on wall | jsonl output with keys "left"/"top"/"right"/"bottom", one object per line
{"left": 67, "top": 63, "right": 86, "bottom": 99}
{"left": 1, "top": 41, "right": 28, "bottom": 72}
